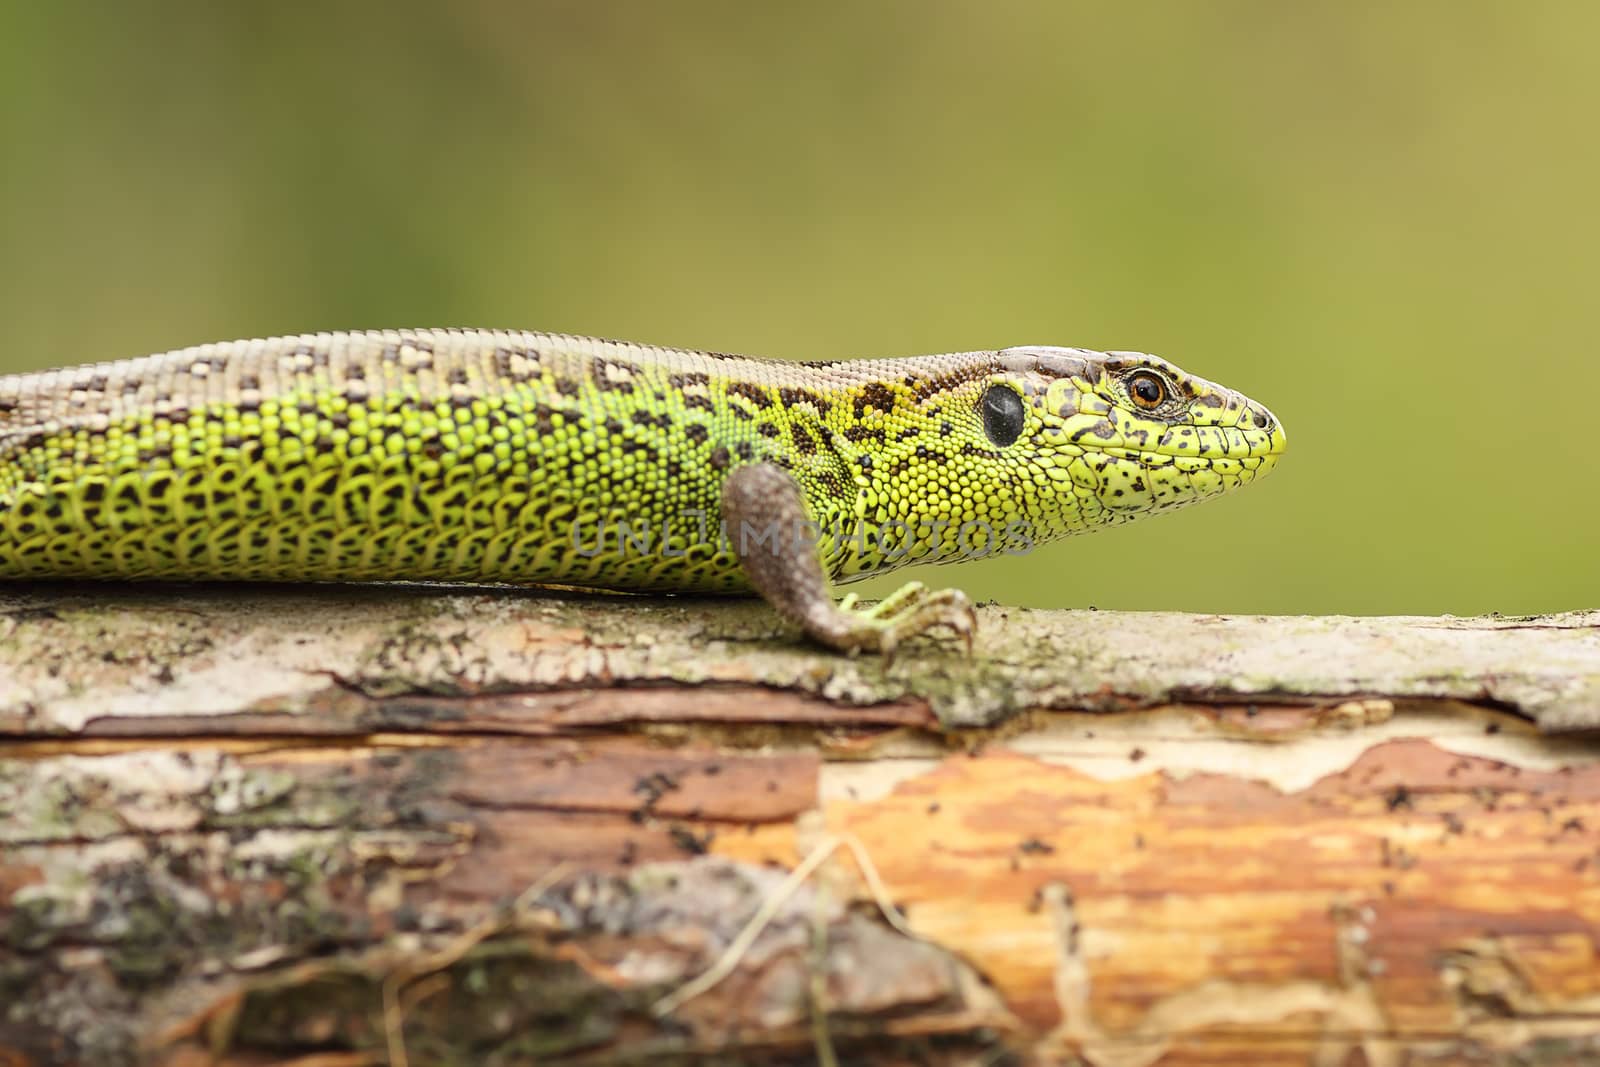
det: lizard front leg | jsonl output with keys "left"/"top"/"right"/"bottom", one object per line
{"left": 721, "top": 462, "right": 976, "bottom": 656}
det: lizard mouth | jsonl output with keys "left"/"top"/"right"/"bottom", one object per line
{"left": 1075, "top": 420, "right": 1286, "bottom": 462}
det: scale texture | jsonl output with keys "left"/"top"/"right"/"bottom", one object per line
{"left": 0, "top": 329, "right": 1285, "bottom": 593}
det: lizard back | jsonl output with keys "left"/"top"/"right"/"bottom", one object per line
{"left": 0, "top": 330, "right": 979, "bottom": 591}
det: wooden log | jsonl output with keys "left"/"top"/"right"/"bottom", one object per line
{"left": 2, "top": 584, "right": 1599, "bottom": 1065}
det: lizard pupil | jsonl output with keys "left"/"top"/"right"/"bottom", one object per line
{"left": 1128, "top": 371, "right": 1167, "bottom": 409}
{"left": 980, "top": 385, "right": 1025, "bottom": 447}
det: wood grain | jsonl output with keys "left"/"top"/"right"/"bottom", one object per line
{"left": 3, "top": 585, "right": 1599, "bottom": 1065}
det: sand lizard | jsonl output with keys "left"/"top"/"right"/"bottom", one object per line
{"left": 0, "top": 330, "right": 1286, "bottom": 654}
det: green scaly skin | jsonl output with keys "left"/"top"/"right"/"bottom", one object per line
{"left": 0, "top": 330, "right": 1286, "bottom": 652}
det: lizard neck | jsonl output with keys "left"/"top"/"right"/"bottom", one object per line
{"left": 788, "top": 360, "right": 1035, "bottom": 582}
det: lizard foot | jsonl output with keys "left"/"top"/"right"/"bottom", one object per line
{"left": 831, "top": 581, "right": 977, "bottom": 660}
{"left": 720, "top": 464, "right": 978, "bottom": 657}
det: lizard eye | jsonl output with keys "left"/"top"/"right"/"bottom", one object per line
{"left": 1126, "top": 370, "right": 1169, "bottom": 411}
{"left": 980, "top": 385, "right": 1025, "bottom": 447}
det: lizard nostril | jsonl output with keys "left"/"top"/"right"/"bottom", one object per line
{"left": 1251, "top": 409, "right": 1271, "bottom": 430}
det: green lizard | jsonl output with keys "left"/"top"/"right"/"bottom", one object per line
{"left": 0, "top": 330, "right": 1285, "bottom": 653}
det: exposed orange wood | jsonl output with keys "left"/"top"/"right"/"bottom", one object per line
{"left": 809, "top": 740, "right": 1600, "bottom": 1051}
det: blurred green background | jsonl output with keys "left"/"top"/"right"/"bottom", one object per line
{"left": 2, "top": 3, "right": 1595, "bottom": 616}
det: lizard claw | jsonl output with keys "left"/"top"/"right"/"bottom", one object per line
{"left": 828, "top": 582, "right": 977, "bottom": 660}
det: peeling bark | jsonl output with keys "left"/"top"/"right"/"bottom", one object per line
{"left": 2, "top": 584, "right": 1600, "bottom": 1065}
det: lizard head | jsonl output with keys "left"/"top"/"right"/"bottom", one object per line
{"left": 970, "top": 345, "right": 1286, "bottom": 540}
{"left": 810, "top": 343, "right": 1287, "bottom": 579}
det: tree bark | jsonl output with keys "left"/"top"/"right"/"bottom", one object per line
{"left": 2, "top": 583, "right": 1599, "bottom": 1065}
